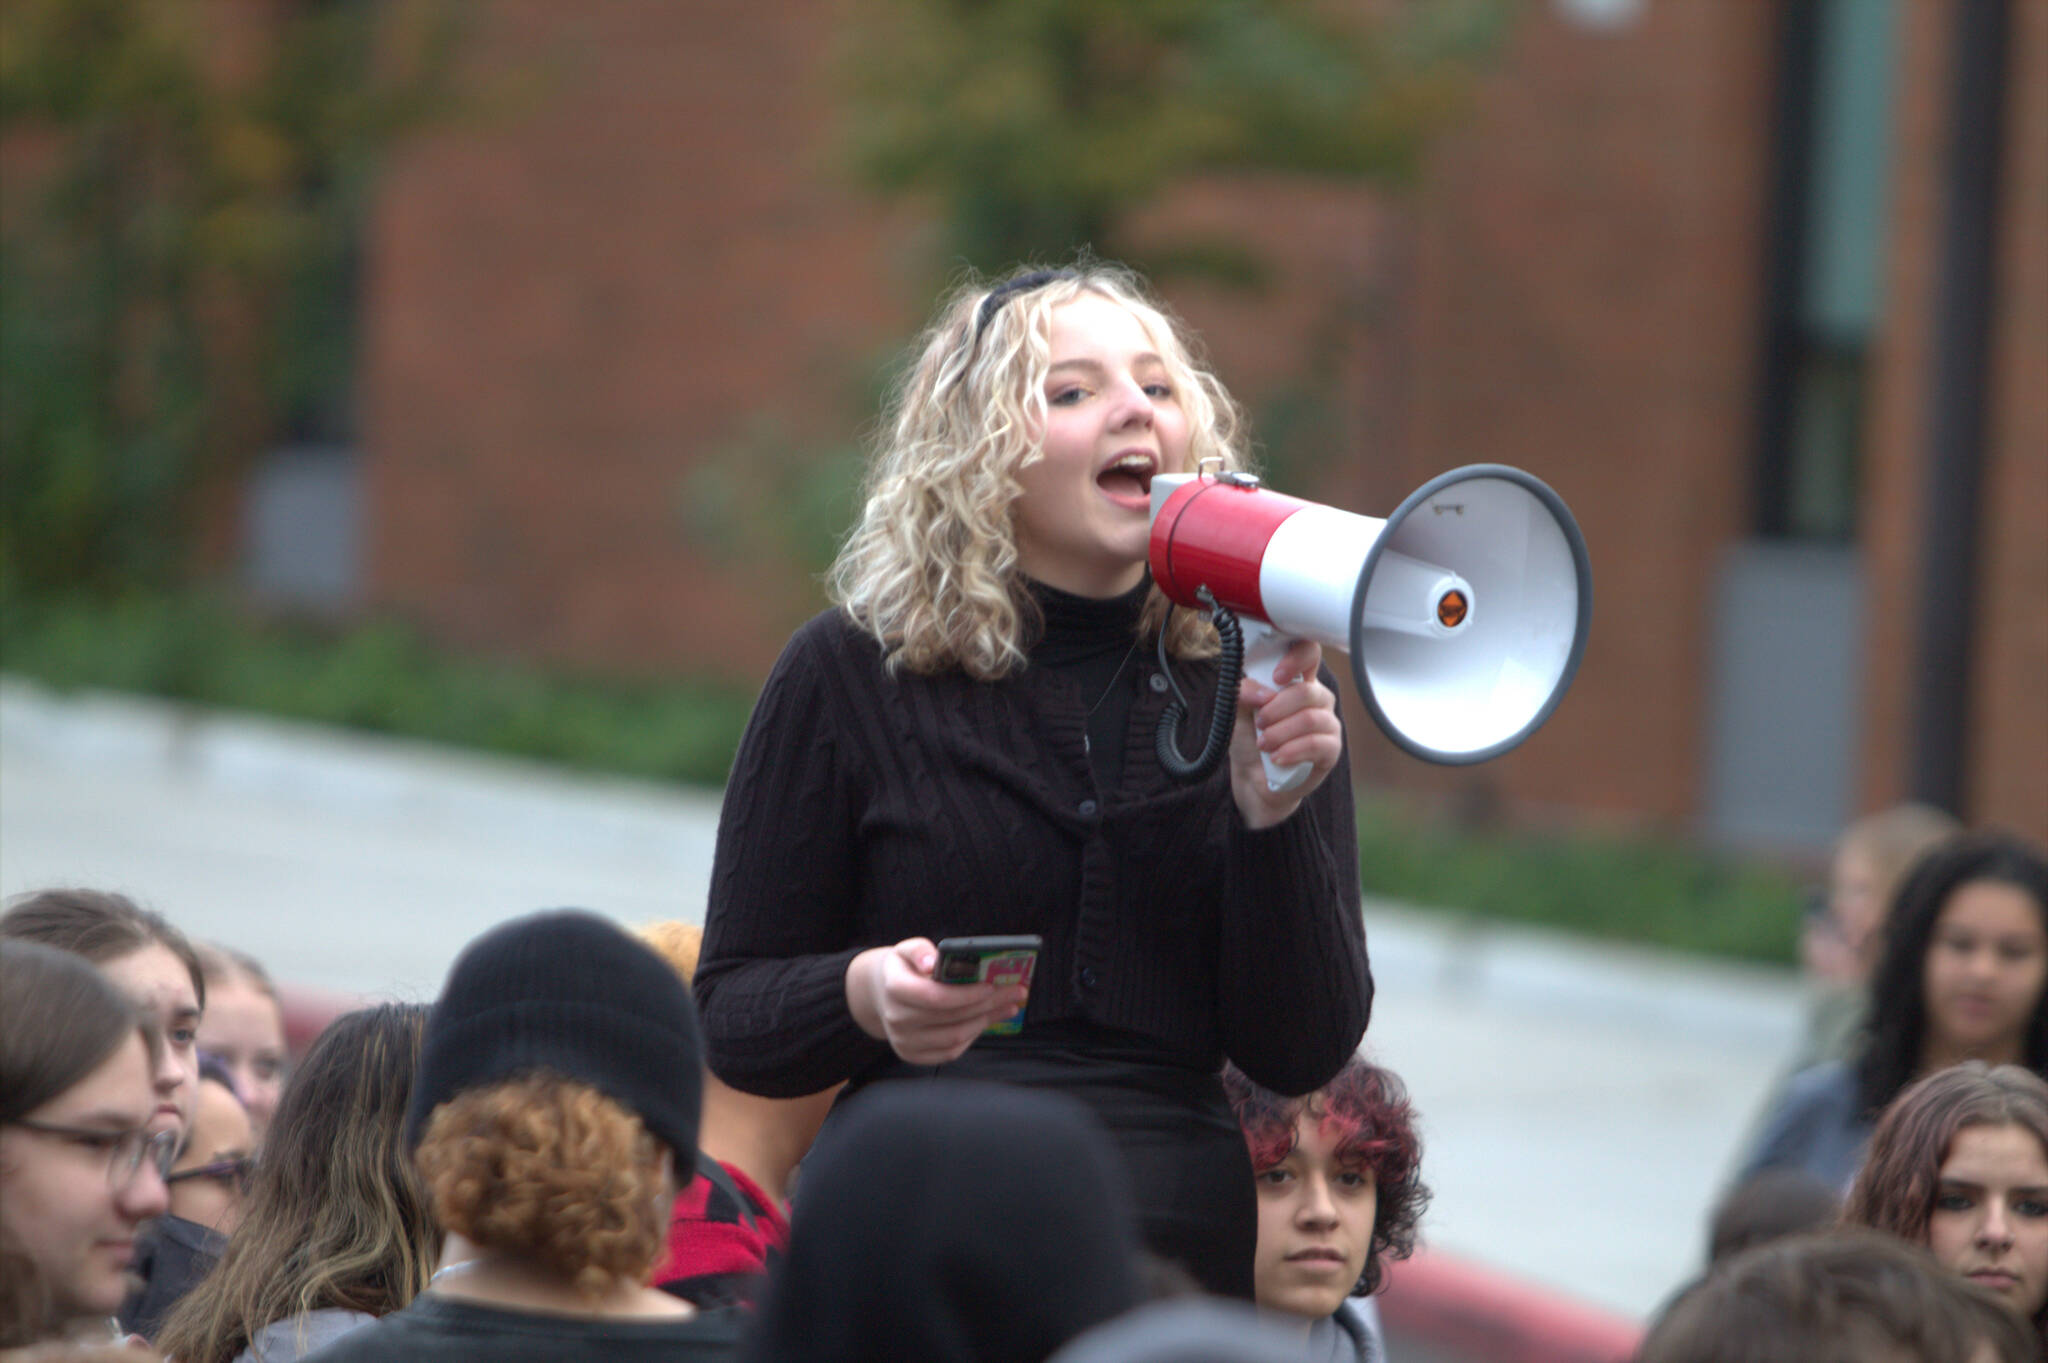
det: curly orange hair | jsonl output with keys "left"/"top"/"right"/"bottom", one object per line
{"left": 416, "top": 1073, "right": 668, "bottom": 1299}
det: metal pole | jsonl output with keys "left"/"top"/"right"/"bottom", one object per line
{"left": 1908, "top": 0, "right": 2009, "bottom": 815}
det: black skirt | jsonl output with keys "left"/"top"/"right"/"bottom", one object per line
{"left": 825, "top": 1027, "right": 1257, "bottom": 1300}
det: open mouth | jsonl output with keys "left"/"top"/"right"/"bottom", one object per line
{"left": 1097, "top": 451, "right": 1156, "bottom": 502}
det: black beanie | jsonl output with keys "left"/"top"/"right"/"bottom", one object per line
{"left": 404, "top": 909, "right": 703, "bottom": 1161}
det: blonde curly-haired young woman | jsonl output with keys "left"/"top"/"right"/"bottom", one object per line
{"left": 695, "top": 262, "right": 1374, "bottom": 1299}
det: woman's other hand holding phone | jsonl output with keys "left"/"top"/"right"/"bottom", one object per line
{"left": 845, "top": 938, "right": 1028, "bottom": 1066}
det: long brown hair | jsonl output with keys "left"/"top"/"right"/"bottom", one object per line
{"left": 1843, "top": 1061, "right": 2048, "bottom": 1335}
{"left": 1, "top": 940, "right": 162, "bottom": 1348}
{"left": 155, "top": 1004, "right": 436, "bottom": 1363}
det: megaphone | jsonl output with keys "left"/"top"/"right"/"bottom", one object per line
{"left": 1148, "top": 463, "right": 1592, "bottom": 790}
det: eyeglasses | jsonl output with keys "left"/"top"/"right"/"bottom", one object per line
{"left": 164, "top": 1155, "right": 253, "bottom": 1192}
{"left": 8, "top": 1120, "right": 180, "bottom": 1189}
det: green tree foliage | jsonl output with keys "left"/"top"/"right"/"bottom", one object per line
{"left": 837, "top": 0, "right": 1509, "bottom": 273}
{"left": 0, "top": 0, "right": 459, "bottom": 598}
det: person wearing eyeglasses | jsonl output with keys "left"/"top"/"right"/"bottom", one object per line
{"left": 0, "top": 939, "right": 175, "bottom": 1350}
{"left": 1, "top": 888, "right": 223, "bottom": 1344}
{"left": 164, "top": 1068, "right": 254, "bottom": 1236}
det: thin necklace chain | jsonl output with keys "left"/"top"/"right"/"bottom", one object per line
{"left": 1081, "top": 635, "right": 1143, "bottom": 755}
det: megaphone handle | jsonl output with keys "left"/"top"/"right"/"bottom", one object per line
{"left": 1239, "top": 619, "right": 1313, "bottom": 794}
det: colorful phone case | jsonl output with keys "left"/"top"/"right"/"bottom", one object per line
{"left": 973, "top": 948, "right": 1038, "bottom": 1034}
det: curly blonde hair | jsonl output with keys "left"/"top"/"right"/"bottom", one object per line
{"left": 829, "top": 261, "right": 1253, "bottom": 680}
{"left": 634, "top": 920, "right": 703, "bottom": 986}
{"left": 416, "top": 1073, "right": 668, "bottom": 1300}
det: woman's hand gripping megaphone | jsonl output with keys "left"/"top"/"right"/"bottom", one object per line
{"left": 1228, "top": 626, "right": 1343, "bottom": 828}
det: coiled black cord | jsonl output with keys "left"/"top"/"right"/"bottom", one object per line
{"left": 1155, "top": 586, "right": 1243, "bottom": 783}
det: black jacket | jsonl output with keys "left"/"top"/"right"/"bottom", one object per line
{"left": 120, "top": 1214, "right": 226, "bottom": 1342}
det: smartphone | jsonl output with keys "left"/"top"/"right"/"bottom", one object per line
{"left": 933, "top": 934, "right": 1042, "bottom": 1036}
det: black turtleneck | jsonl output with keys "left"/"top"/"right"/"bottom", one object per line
{"left": 1028, "top": 577, "right": 1150, "bottom": 794}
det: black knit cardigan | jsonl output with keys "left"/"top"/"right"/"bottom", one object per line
{"left": 694, "top": 606, "right": 1373, "bottom": 1099}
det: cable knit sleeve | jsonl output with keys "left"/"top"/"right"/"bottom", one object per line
{"left": 1215, "top": 665, "right": 1373, "bottom": 1096}
{"left": 694, "top": 616, "right": 892, "bottom": 1096}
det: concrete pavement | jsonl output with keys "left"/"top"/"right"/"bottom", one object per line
{"left": 0, "top": 679, "right": 723, "bottom": 1000}
{"left": 0, "top": 677, "right": 1802, "bottom": 1322}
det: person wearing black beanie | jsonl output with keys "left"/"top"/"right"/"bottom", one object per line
{"left": 302, "top": 910, "right": 741, "bottom": 1363}
{"left": 740, "top": 1081, "right": 1147, "bottom": 1363}
{"left": 402, "top": 908, "right": 705, "bottom": 1160}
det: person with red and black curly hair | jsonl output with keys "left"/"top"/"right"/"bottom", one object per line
{"left": 1221, "top": 1056, "right": 1428, "bottom": 1361}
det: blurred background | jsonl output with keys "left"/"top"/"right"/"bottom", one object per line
{"left": 6, "top": 0, "right": 2042, "bottom": 862}
{"left": 3, "top": 0, "right": 2045, "bottom": 1352}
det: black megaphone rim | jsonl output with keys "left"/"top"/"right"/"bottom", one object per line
{"left": 1347, "top": 463, "right": 1593, "bottom": 766}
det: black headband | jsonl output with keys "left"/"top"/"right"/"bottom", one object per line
{"left": 972, "top": 269, "right": 1080, "bottom": 341}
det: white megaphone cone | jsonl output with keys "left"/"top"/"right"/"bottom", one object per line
{"left": 1147, "top": 464, "right": 1593, "bottom": 790}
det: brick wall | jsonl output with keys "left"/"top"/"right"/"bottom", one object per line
{"left": 355, "top": 0, "right": 2045, "bottom": 839}
{"left": 361, "top": 0, "right": 920, "bottom": 680}
{"left": 1371, "top": 2, "right": 1777, "bottom": 824}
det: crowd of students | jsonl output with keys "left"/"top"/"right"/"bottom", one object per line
{"left": 0, "top": 892, "right": 1416, "bottom": 1361}
{"left": 3, "top": 262, "right": 2046, "bottom": 1362}
{"left": 3, "top": 819, "right": 2045, "bottom": 1361}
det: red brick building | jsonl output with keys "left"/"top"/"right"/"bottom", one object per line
{"left": 318, "top": 0, "right": 2045, "bottom": 848}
